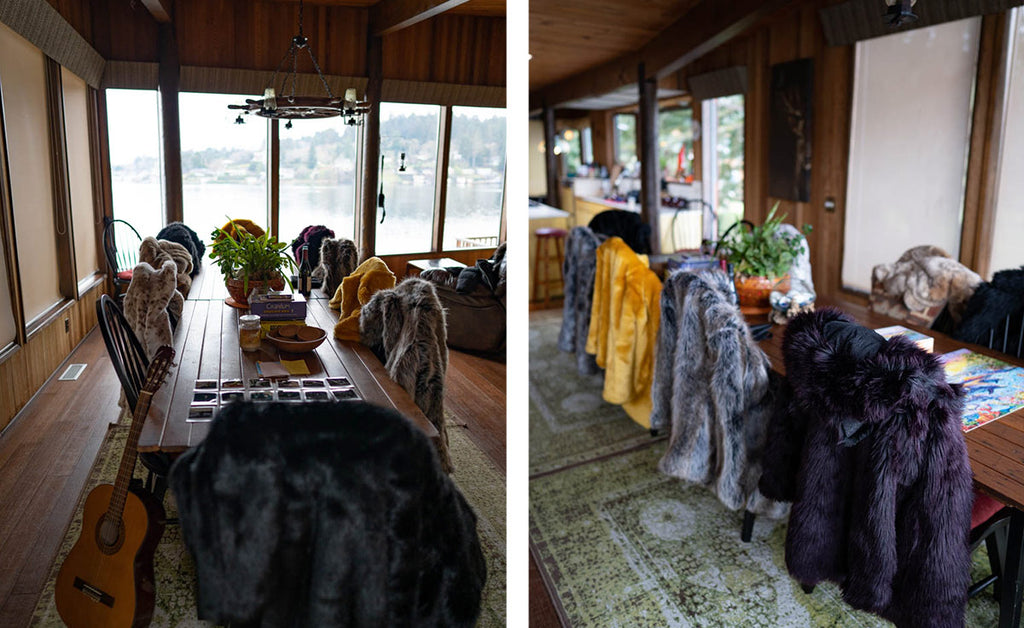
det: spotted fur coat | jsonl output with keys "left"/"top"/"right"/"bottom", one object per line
{"left": 318, "top": 237, "right": 359, "bottom": 298}
{"left": 360, "top": 278, "right": 451, "bottom": 472}
{"left": 759, "top": 308, "right": 972, "bottom": 627}
{"left": 557, "top": 226, "right": 604, "bottom": 375}
{"left": 168, "top": 401, "right": 486, "bottom": 627}
{"left": 139, "top": 236, "right": 192, "bottom": 306}
{"left": 652, "top": 269, "right": 787, "bottom": 518}
{"left": 123, "top": 260, "right": 178, "bottom": 360}
{"left": 156, "top": 222, "right": 205, "bottom": 277}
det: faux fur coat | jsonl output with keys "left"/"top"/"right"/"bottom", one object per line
{"left": 759, "top": 308, "right": 973, "bottom": 628}
{"left": 317, "top": 237, "right": 359, "bottom": 298}
{"left": 123, "top": 260, "right": 178, "bottom": 360}
{"left": 168, "top": 401, "right": 486, "bottom": 627}
{"left": 330, "top": 257, "right": 396, "bottom": 341}
{"left": 557, "top": 227, "right": 605, "bottom": 375}
{"left": 139, "top": 236, "right": 192, "bottom": 302}
{"left": 870, "top": 245, "right": 981, "bottom": 327}
{"left": 585, "top": 237, "right": 662, "bottom": 427}
{"left": 954, "top": 266, "right": 1024, "bottom": 352}
{"left": 290, "top": 224, "right": 334, "bottom": 272}
{"left": 156, "top": 222, "right": 205, "bottom": 277}
{"left": 652, "top": 270, "right": 787, "bottom": 517}
{"left": 588, "top": 209, "right": 651, "bottom": 254}
{"left": 360, "top": 278, "right": 451, "bottom": 472}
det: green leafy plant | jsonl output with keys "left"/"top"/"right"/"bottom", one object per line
{"left": 716, "top": 203, "right": 812, "bottom": 279}
{"left": 209, "top": 220, "right": 296, "bottom": 294}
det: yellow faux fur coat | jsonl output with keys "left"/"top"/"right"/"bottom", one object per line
{"left": 330, "top": 257, "right": 396, "bottom": 340}
{"left": 585, "top": 237, "right": 662, "bottom": 427}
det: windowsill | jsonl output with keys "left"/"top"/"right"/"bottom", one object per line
{"left": 25, "top": 298, "right": 75, "bottom": 341}
{"left": 77, "top": 271, "right": 105, "bottom": 297}
{"left": 0, "top": 341, "right": 20, "bottom": 367}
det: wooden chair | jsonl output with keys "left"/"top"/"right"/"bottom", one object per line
{"left": 102, "top": 218, "right": 141, "bottom": 298}
{"left": 95, "top": 295, "right": 173, "bottom": 504}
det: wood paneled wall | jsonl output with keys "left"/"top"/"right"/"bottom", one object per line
{"left": 0, "top": 282, "right": 102, "bottom": 433}
{"left": 44, "top": 0, "right": 505, "bottom": 87}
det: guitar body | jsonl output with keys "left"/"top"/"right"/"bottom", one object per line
{"left": 55, "top": 483, "right": 165, "bottom": 628}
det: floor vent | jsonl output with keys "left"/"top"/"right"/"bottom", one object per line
{"left": 59, "top": 364, "right": 87, "bottom": 381}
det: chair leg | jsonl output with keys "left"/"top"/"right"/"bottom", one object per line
{"left": 801, "top": 584, "right": 815, "bottom": 594}
{"left": 741, "top": 509, "right": 756, "bottom": 542}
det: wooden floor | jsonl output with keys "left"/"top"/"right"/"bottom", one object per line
{"left": 0, "top": 327, "right": 506, "bottom": 627}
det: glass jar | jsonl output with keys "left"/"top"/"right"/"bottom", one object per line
{"left": 239, "top": 314, "right": 262, "bottom": 352}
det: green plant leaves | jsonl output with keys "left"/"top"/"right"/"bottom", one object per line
{"left": 209, "top": 219, "right": 297, "bottom": 293}
{"left": 718, "top": 202, "right": 810, "bottom": 279}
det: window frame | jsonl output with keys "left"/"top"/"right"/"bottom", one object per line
{"left": 612, "top": 112, "right": 638, "bottom": 166}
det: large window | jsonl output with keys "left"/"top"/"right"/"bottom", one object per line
{"left": 842, "top": 18, "right": 981, "bottom": 292}
{"left": 180, "top": 93, "right": 269, "bottom": 238}
{"left": 613, "top": 113, "right": 637, "bottom": 166}
{"left": 658, "top": 107, "right": 695, "bottom": 182}
{"left": 376, "top": 103, "right": 440, "bottom": 255}
{"left": 278, "top": 119, "right": 359, "bottom": 247}
{"left": 443, "top": 106, "right": 506, "bottom": 250}
{"left": 107, "top": 89, "right": 163, "bottom": 240}
{"left": 702, "top": 94, "right": 745, "bottom": 236}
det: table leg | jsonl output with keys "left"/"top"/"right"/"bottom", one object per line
{"left": 999, "top": 508, "right": 1024, "bottom": 628}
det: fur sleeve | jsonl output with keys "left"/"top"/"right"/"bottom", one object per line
{"left": 558, "top": 229, "right": 581, "bottom": 354}
{"left": 650, "top": 274, "right": 679, "bottom": 433}
{"left": 756, "top": 380, "right": 803, "bottom": 502}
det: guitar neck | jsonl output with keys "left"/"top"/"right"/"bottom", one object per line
{"left": 107, "top": 390, "right": 154, "bottom": 522}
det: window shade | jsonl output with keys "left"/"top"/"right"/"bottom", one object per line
{"left": 687, "top": 66, "right": 748, "bottom": 102}
{"left": 0, "top": 22, "right": 61, "bottom": 322}
{"left": 819, "top": 0, "right": 1023, "bottom": 46}
{"left": 61, "top": 66, "right": 99, "bottom": 284}
{"left": 988, "top": 9, "right": 1024, "bottom": 277}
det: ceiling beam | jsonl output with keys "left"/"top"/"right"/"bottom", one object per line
{"left": 371, "top": 0, "right": 470, "bottom": 36}
{"left": 139, "top": 0, "right": 173, "bottom": 23}
{"left": 530, "top": 0, "right": 793, "bottom": 110}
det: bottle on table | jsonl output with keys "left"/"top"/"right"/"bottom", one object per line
{"left": 298, "top": 244, "right": 312, "bottom": 296}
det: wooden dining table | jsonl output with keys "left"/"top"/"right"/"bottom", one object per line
{"left": 758, "top": 297, "right": 1024, "bottom": 628}
{"left": 137, "top": 268, "right": 437, "bottom": 454}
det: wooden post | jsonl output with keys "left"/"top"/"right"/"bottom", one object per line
{"left": 158, "top": 22, "right": 183, "bottom": 225}
{"left": 269, "top": 119, "right": 280, "bottom": 238}
{"left": 431, "top": 106, "right": 452, "bottom": 252}
{"left": 43, "top": 58, "right": 76, "bottom": 300}
{"left": 360, "top": 35, "right": 383, "bottom": 262}
{"left": 638, "top": 63, "right": 661, "bottom": 254}
{"left": 543, "top": 106, "right": 559, "bottom": 208}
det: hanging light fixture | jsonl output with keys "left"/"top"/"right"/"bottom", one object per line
{"left": 228, "top": 0, "right": 369, "bottom": 124}
{"left": 883, "top": 0, "right": 918, "bottom": 27}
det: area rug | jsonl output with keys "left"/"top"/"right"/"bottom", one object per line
{"left": 529, "top": 440, "right": 1002, "bottom": 627}
{"left": 32, "top": 412, "right": 505, "bottom": 627}
{"left": 529, "top": 311, "right": 659, "bottom": 476}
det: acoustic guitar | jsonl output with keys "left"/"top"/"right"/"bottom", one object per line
{"left": 55, "top": 346, "right": 175, "bottom": 628}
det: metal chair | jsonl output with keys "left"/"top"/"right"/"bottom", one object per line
{"left": 102, "top": 218, "right": 141, "bottom": 297}
{"left": 95, "top": 294, "right": 173, "bottom": 504}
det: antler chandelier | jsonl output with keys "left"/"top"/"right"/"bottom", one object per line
{"left": 228, "top": 0, "right": 369, "bottom": 124}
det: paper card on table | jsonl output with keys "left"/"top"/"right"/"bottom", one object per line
{"left": 256, "top": 361, "right": 291, "bottom": 379}
{"left": 281, "top": 359, "right": 311, "bottom": 376}
{"left": 939, "top": 348, "right": 1024, "bottom": 432}
{"left": 875, "top": 325, "right": 934, "bottom": 352}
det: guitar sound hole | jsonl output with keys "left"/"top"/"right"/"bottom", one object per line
{"left": 95, "top": 514, "right": 125, "bottom": 555}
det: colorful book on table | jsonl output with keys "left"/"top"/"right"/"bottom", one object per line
{"left": 875, "top": 325, "right": 934, "bottom": 352}
{"left": 939, "top": 348, "right": 1024, "bottom": 432}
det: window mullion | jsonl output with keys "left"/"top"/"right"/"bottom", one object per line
{"left": 431, "top": 106, "right": 453, "bottom": 253}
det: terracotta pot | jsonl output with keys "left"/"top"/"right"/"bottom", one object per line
{"left": 734, "top": 274, "right": 790, "bottom": 314}
{"left": 226, "top": 275, "right": 286, "bottom": 306}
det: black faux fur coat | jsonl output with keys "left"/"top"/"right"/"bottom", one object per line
{"left": 168, "top": 401, "right": 486, "bottom": 627}
{"left": 759, "top": 308, "right": 973, "bottom": 628}
{"left": 652, "top": 270, "right": 787, "bottom": 517}
{"left": 156, "top": 222, "right": 205, "bottom": 277}
{"left": 557, "top": 227, "right": 605, "bottom": 375}
{"left": 360, "top": 278, "right": 451, "bottom": 472}
{"left": 954, "top": 266, "right": 1024, "bottom": 350}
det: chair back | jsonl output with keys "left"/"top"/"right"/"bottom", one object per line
{"left": 974, "top": 309, "right": 1024, "bottom": 359}
{"left": 102, "top": 218, "right": 141, "bottom": 282}
{"left": 96, "top": 294, "right": 149, "bottom": 411}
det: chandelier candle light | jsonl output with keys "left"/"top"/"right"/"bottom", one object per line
{"left": 228, "top": 0, "right": 369, "bottom": 125}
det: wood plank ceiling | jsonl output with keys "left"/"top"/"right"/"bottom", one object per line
{"left": 271, "top": 0, "right": 505, "bottom": 16}
{"left": 528, "top": 0, "right": 702, "bottom": 92}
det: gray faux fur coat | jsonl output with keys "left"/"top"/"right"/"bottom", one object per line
{"left": 652, "top": 269, "right": 787, "bottom": 518}
{"left": 557, "top": 226, "right": 605, "bottom": 375}
{"left": 360, "top": 278, "right": 452, "bottom": 472}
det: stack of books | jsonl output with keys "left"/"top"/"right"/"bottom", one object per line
{"left": 248, "top": 292, "right": 307, "bottom": 336}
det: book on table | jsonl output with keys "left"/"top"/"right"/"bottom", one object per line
{"left": 939, "top": 348, "right": 1024, "bottom": 432}
{"left": 875, "top": 325, "right": 935, "bottom": 352}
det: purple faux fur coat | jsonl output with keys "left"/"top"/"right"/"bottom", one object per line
{"left": 759, "top": 308, "right": 972, "bottom": 628}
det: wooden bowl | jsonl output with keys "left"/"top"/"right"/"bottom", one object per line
{"left": 267, "top": 326, "right": 326, "bottom": 353}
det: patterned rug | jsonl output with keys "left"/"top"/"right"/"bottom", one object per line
{"left": 529, "top": 310, "right": 658, "bottom": 476}
{"left": 31, "top": 411, "right": 505, "bottom": 627}
{"left": 529, "top": 312, "right": 1001, "bottom": 627}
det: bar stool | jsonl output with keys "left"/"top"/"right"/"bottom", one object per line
{"left": 532, "top": 227, "right": 568, "bottom": 306}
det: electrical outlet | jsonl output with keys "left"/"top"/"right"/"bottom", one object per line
{"left": 64, "top": 318, "right": 70, "bottom": 333}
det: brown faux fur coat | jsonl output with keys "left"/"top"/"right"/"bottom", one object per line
{"left": 870, "top": 245, "right": 980, "bottom": 326}
{"left": 360, "top": 278, "right": 451, "bottom": 472}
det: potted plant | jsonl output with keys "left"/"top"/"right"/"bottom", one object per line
{"left": 716, "top": 203, "right": 811, "bottom": 313}
{"left": 210, "top": 220, "right": 296, "bottom": 306}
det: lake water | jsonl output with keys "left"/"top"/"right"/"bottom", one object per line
{"left": 113, "top": 181, "right": 503, "bottom": 256}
